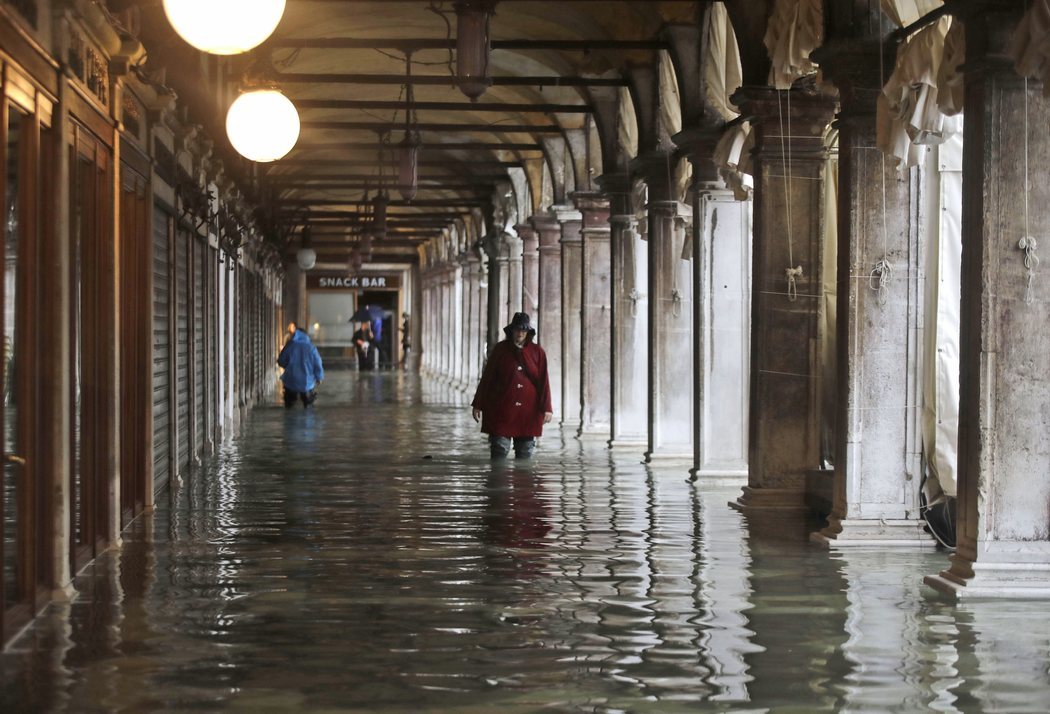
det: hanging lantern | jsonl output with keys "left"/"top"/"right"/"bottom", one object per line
{"left": 226, "top": 88, "right": 300, "bottom": 162}
{"left": 350, "top": 248, "right": 363, "bottom": 272}
{"left": 360, "top": 230, "right": 374, "bottom": 259}
{"left": 398, "top": 132, "right": 421, "bottom": 202}
{"left": 296, "top": 225, "right": 316, "bottom": 271}
{"left": 163, "top": 0, "right": 286, "bottom": 55}
{"left": 455, "top": 1, "right": 495, "bottom": 101}
{"left": 372, "top": 191, "right": 389, "bottom": 239}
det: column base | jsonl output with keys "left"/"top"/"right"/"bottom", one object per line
{"left": 729, "top": 485, "right": 808, "bottom": 512}
{"left": 689, "top": 468, "right": 747, "bottom": 483}
{"left": 925, "top": 554, "right": 1050, "bottom": 599}
{"left": 811, "top": 517, "right": 935, "bottom": 548}
{"left": 608, "top": 436, "right": 648, "bottom": 450}
{"left": 51, "top": 581, "right": 79, "bottom": 604}
{"left": 577, "top": 425, "right": 611, "bottom": 441}
{"left": 560, "top": 419, "right": 581, "bottom": 431}
{"left": 644, "top": 450, "right": 693, "bottom": 464}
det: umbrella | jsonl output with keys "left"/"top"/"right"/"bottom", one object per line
{"left": 349, "top": 304, "right": 387, "bottom": 341}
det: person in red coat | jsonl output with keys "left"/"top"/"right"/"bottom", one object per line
{"left": 471, "top": 312, "right": 554, "bottom": 458}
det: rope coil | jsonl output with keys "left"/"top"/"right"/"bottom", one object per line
{"left": 1019, "top": 236, "right": 1039, "bottom": 305}
{"left": 869, "top": 258, "right": 893, "bottom": 303}
{"left": 785, "top": 266, "right": 803, "bottom": 302}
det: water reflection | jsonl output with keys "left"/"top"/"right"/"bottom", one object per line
{"left": 3, "top": 372, "right": 1050, "bottom": 711}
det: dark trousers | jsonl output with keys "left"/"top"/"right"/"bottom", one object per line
{"left": 284, "top": 389, "right": 317, "bottom": 409}
{"left": 489, "top": 436, "right": 536, "bottom": 459}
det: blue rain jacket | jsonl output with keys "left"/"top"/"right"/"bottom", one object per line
{"left": 278, "top": 330, "right": 324, "bottom": 393}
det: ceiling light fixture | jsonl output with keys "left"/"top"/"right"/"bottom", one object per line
{"left": 226, "top": 54, "right": 301, "bottom": 162}
{"left": 454, "top": 1, "right": 496, "bottom": 101}
{"left": 399, "top": 53, "right": 422, "bottom": 202}
{"left": 163, "top": 0, "right": 286, "bottom": 55}
{"left": 297, "top": 223, "right": 317, "bottom": 271}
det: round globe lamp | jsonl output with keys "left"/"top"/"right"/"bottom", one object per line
{"left": 226, "top": 89, "right": 300, "bottom": 162}
{"left": 163, "top": 0, "right": 287, "bottom": 55}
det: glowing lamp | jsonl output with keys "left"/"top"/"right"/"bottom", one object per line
{"left": 226, "top": 89, "right": 300, "bottom": 162}
{"left": 455, "top": 1, "right": 494, "bottom": 100}
{"left": 162, "top": 0, "right": 287, "bottom": 55}
{"left": 296, "top": 226, "right": 316, "bottom": 271}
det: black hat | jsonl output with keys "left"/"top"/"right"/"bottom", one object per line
{"left": 503, "top": 312, "right": 536, "bottom": 338}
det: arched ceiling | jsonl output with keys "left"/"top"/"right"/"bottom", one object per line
{"left": 144, "top": 1, "right": 771, "bottom": 266}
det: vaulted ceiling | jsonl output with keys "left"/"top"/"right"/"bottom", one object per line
{"left": 141, "top": 0, "right": 774, "bottom": 266}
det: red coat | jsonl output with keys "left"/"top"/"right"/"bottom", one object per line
{"left": 471, "top": 339, "right": 553, "bottom": 438}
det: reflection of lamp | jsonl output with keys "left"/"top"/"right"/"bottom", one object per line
{"left": 360, "top": 229, "right": 374, "bottom": 258}
{"left": 163, "top": 0, "right": 286, "bottom": 55}
{"left": 226, "top": 88, "right": 300, "bottom": 162}
{"left": 455, "top": 1, "right": 495, "bottom": 101}
{"left": 296, "top": 225, "right": 316, "bottom": 270}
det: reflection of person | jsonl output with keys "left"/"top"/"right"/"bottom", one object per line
{"left": 278, "top": 322, "right": 324, "bottom": 408}
{"left": 401, "top": 312, "right": 411, "bottom": 368}
{"left": 353, "top": 321, "right": 377, "bottom": 371}
{"left": 471, "top": 312, "right": 553, "bottom": 459}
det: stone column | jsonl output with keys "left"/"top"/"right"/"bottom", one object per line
{"left": 485, "top": 238, "right": 502, "bottom": 354}
{"left": 441, "top": 267, "right": 453, "bottom": 380}
{"left": 676, "top": 130, "right": 752, "bottom": 480}
{"left": 464, "top": 254, "right": 483, "bottom": 388}
{"left": 811, "top": 41, "right": 931, "bottom": 546}
{"left": 558, "top": 206, "right": 584, "bottom": 429}
{"left": 926, "top": 4, "right": 1050, "bottom": 597}
{"left": 506, "top": 233, "right": 523, "bottom": 319}
{"left": 518, "top": 224, "right": 540, "bottom": 318}
{"left": 532, "top": 215, "right": 563, "bottom": 419}
{"left": 602, "top": 176, "right": 649, "bottom": 449}
{"left": 451, "top": 260, "right": 464, "bottom": 388}
{"left": 573, "top": 192, "right": 612, "bottom": 438}
{"left": 730, "top": 86, "right": 836, "bottom": 511}
{"left": 458, "top": 254, "right": 471, "bottom": 390}
{"left": 636, "top": 153, "right": 694, "bottom": 461}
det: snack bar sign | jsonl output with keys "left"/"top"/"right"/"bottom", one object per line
{"left": 308, "top": 274, "right": 401, "bottom": 290}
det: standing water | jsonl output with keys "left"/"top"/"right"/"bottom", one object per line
{"left": 2, "top": 372, "right": 1049, "bottom": 712}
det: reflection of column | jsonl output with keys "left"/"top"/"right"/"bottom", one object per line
{"left": 573, "top": 192, "right": 612, "bottom": 438}
{"left": 637, "top": 154, "right": 694, "bottom": 461}
{"left": 926, "top": 3, "right": 1050, "bottom": 597}
{"left": 677, "top": 131, "right": 752, "bottom": 479}
{"left": 813, "top": 40, "right": 930, "bottom": 546}
{"left": 604, "top": 177, "right": 649, "bottom": 449}
{"left": 558, "top": 206, "right": 584, "bottom": 429}
{"left": 457, "top": 254, "right": 470, "bottom": 390}
{"left": 532, "top": 215, "right": 563, "bottom": 418}
{"left": 441, "top": 267, "right": 453, "bottom": 380}
{"left": 518, "top": 224, "right": 540, "bottom": 318}
{"left": 463, "top": 255, "right": 480, "bottom": 388}
{"left": 730, "top": 87, "right": 836, "bottom": 511}
{"left": 692, "top": 486, "right": 759, "bottom": 701}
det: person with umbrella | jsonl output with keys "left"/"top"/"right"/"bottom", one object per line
{"left": 349, "top": 304, "right": 384, "bottom": 370}
{"left": 471, "top": 312, "right": 553, "bottom": 459}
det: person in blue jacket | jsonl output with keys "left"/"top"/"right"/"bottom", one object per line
{"left": 278, "top": 322, "right": 324, "bottom": 408}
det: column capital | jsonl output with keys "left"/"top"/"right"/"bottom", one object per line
{"left": 560, "top": 214, "right": 583, "bottom": 244}
{"left": 595, "top": 174, "right": 633, "bottom": 216}
{"left": 631, "top": 150, "right": 675, "bottom": 201}
{"left": 571, "top": 191, "right": 611, "bottom": 230}
{"left": 553, "top": 203, "right": 583, "bottom": 225}
{"left": 530, "top": 214, "right": 562, "bottom": 250}
{"left": 672, "top": 126, "right": 723, "bottom": 185}
{"left": 731, "top": 83, "right": 837, "bottom": 160}
{"left": 812, "top": 39, "right": 888, "bottom": 118}
{"left": 955, "top": 1, "right": 1028, "bottom": 77}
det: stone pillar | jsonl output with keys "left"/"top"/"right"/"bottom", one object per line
{"left": 926, "top": 4, "right": 1050, "bottom": 597}
{"left": 451, "top": 261, "right": 464, "bottom": 388}
{"left": 441, "top": 267, "right": 453, "bottom": 380}
{"left": 811, "top": 41, "right": 931, "bottom": 546}
{"left": 457, "top": 254, "right": 471, "bottom": 389}
{"left": 465, "top": 255, "right": 483, "bottom": 387}
{"left": 603, "top": 177, "right": 649, "bottom": 449}
{"left": 573, "top": 192, "right": 612, "bottom": 438}
{"left": 636, "top": 153, "right": 694, "bottom": 461}
{"left": 558, "top": 206, "right": 584, "bottom": 429}
{"left": 730, "top": 86, "right": 836, "bottom": 511}
{"left": 676, "top": 130, "right": 752, "bottom": 479}
{"left": 518, "top": 224, "right": 540, "bottom": 318}
{"left": 506, "top": 234, "right": 523, "bottom": 319}
{"left": 533, "top": 215, "right": 563, "bottom": 419}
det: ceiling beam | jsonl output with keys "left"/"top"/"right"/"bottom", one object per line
{"left": 271, "top": 158, "right": 520, "bottom": 168}
{"left": 263, "top": 173, "right": 504, "bottom": 181}
{"left": 289, "top": 141, "right": 542, "bottom": 152}
{"left": 273, "top": 183, "right": 495, "bottom": 191}
{"left": 301, "top": 121, "right": 562, "bottom": 133}
{"left": 272, "top": 37, "right": 668, "bottom": 51}
{"left": 281, "top": 199, "right": 487, "bottom": 207}
{"left": 296, "top": 99, "right": 592, "bottom": 114}
{"left": 280, "top": 73, "right": 627, "bottom": 88}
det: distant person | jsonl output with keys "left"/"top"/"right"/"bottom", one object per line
{"left": 353, "top": 321, "right": 377, "bottom": 371}
{"left": 278, "top": 322, "right": 324, "bottom": 408}
{"left": 401, "top": 312, "right": 411, "bottom": 368}
{"left": 471, "top": 312, "right": 553, "bottom": 459}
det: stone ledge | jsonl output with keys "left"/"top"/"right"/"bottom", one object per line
{"left": 925, "top": 558, "right": 1050, "bottom": 599}
{"left": 729, "top": 486, "right": 808, "bottom": 512}
{"left": 811, "top": 518, "right": 936, "bottom": 549}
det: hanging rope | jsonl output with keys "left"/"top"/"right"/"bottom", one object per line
{"left": 778, "top": 89, "right": 801, "bottom": 301}
{"left": 1021, "top": 71, "right": 1039, "bottom": 305}
{"left": 872, "top": 28, "right": 893, "bottom": 303}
